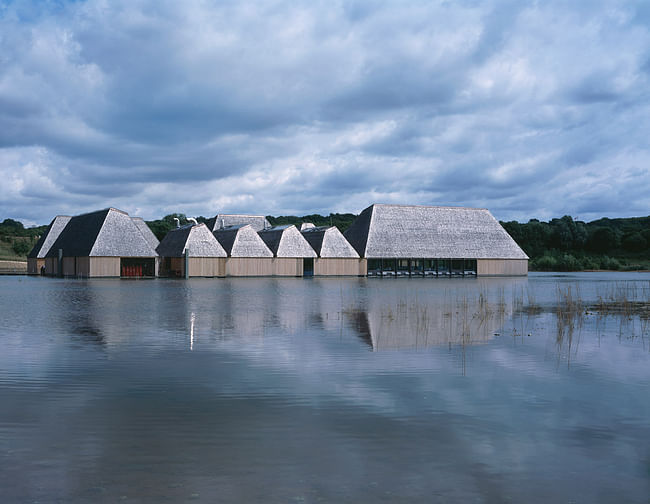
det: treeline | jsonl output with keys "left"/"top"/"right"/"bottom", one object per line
{"left": 501, "top": 215, "right": 650, "bottom": 271}
{"left": 266, "top": 213, "right": 357, "bottom": 231}
{"left": 145, "top": 213, "right": 358, "bottom": 241}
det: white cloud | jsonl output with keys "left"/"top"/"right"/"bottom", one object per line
{"left": 0, "top": 0, "right": 649, "bottom": 223}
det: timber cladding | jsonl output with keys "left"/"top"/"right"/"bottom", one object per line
{"left": 314, "top": 258, "right": 367, "bottom": 276}
{"left": 272, "top": 258, "right": 303, "bottom": 276}
{"left": 477, "top": 259, "right": 528, "bottom": 276}
{"left": 225, "top": 258, "right": 274, "bottom": 276}
{"left": 89, "top": 257, "right": 120, "bottom": 277}
{"left": 188, "top": 257, "right": 226, "bottom": 277}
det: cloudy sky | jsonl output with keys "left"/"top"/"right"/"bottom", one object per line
{"left": 1, "top": 0, "right": 649, "bottom": 225}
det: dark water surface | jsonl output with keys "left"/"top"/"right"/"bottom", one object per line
{"left": 1, "top": 273, "right": 648, "bottom": 503}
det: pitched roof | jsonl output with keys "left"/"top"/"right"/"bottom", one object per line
{"left": 344, "top": 204, "right": 528, "bottom": 259}
{"left": 156, "top": 223, "right": 227, "bottom": 257}
{"left": 206, "top": 214, "right": 271, "bottom": 232}
{"left": 27, "top": 215, "right": 71, "bottom": 258}
{"left": 258, "top": 225, "right": 317, "bottom": 258}
{"left": 301, "top": 226, "right": 359, "bottom": 258}
{"left": 46, "top": 208, "right": 158, "bottom": 258}
{"left": 213, "top": 224, "right": 273, "bottom": 257}
{"left": 131, "top": 217, "right": 160, "bottom": 251}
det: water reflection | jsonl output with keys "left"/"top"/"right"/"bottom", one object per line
{"left": 1, "top": 274, "right": 649, "bottom": 503}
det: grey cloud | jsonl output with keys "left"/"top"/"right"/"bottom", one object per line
{"left": 0, "top": 0, "right": 649, "bottom": 223}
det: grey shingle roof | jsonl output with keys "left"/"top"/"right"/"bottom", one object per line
{"left": 131, "top": 217, "right": 160, "bottom": 251}
{"left": 206, "top": 214, "right": 271, "bottom": 232}
{"left": 258, "top": 225, "right": 317, "bottom": 258}
{"left": 301, "top": 226, "right": 359, "bottom": 258}
{"left": 344, "top": 204, "right": 528, "bottom": 259}
{"left": 213, "top": 224, "right": 273, "bottom": 257}
{"left": 46, "top": 208, "right": 158, "bottom": 258}
{"left": 157, "top": 223, "right": 226, "bottom": 257}
{"left": 28, "top": 215, "right": 71, "bottom": 258}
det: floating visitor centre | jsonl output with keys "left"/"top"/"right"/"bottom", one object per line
{"left": 28, "top": 203, "right": 528, "bottom": 278}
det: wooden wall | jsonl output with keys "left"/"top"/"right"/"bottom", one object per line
{"left": 27, "top": 258, "right": 44, "bottom": 275}
{"left": 226, "top": 258, "right": 274, "bottom": 276}
{"left": 477, "top": 259, "right": 528, "bottom": 276}
{"left": 76, "top": 257, "right": 90, "bottom": 277}
{"left": 314, "top": 258, "right": 367, "bottom": 276}
{"left": 272, "top": 258, "right": 303, "bottom": 276}
{"left": 188, "top": 257, "right": 226, "bottom": 277}
{"left": 44, "top": 257, "right": 58, "bottom": 276}
{"left": 62, "top": 257, "right": 75, "bottom": 276}
{"left": 90, "top": 257, "right": 120, "bottom": 277}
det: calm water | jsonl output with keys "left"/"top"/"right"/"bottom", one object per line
{"left": 0, "top": 273, "right": 649, "bottom": 503}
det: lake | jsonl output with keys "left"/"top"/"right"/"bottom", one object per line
{"left": 0, "top": 272, "right": 648, "bottom": 503}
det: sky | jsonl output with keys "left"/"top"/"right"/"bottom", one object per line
{"left": 1, "top": 0, "right": 649, "bottom": 226}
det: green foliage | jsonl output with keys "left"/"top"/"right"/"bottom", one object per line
{"left": 503, "top": 214, "right": 650, "bottom": 271}
{"left": 266, "top": 213, "right": 358, "bottom": 232}
{"left": 146, "top": 214, "right": 188, "bottom": 241}
{"left": 12, "top": 240, "right": 30, "bottom": 256}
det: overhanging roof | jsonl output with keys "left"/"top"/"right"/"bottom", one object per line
{"left": 344, "top": 204, "right": 528, "bottom": 259}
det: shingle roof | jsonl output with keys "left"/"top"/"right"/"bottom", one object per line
{"left": 46, "top": 208, "right": 158, "bottom": 258}
{"left": 213, "top": 224, "right": 273, "bottom": 257}
{"left": 206, "top": 214, "right": 271, "bottom": 232}
{"left": 301, "top": 226, "right": 359, "bottom": 258}
{"left": 344, "top": 204, "right": 528, "bottom": 259}
{"left": 131, "top": 217, "right": 160, "bottom": 251}
{"left": 258, "top": 225, "right": 317, "bottom": 258}
{"left": 157, "top": 223, "right": 227, "bottom": 257}
{"left": 27, "top": 215, "right": 71, "bottom": 259}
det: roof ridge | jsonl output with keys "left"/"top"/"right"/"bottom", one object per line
{"left": 373, "top": 203, "right": 489, "bottom": 211}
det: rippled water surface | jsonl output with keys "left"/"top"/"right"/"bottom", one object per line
{"left": 1, "top": 273, "right": 649, "bottom": 503}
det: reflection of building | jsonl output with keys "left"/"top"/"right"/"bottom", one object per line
{"left": 27, "top": 215, "right": 71, "bottom": 275}
{"left": 344, "top": 204, "right": 528, "bottom": 276}
{"left": 346, "top": 294, "right": 511, "bottom": 350}
{"left": 213, "top": 224, "right": 274, "bottom": 276}
{"left": 157, "top": 223, "right": 226, "bottom": 277}
{"left": 43, "top": 208, "right": 158, "bottom": 277}
{"left": 258, "top": 225, "right": 317, "bottom": 276}
{"left": 301, "top": 225, "right": 366, "bottom": 276}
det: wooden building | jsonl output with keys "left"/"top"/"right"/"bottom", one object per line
{"left": 213, "top": 224, "right": 274, "bottom": 276}
{"left": 44, "top": 208, "right": 159, "bottom": 277}
{"left": 300, "top": 225, "right": 366, "bottom": 276}
{"left": 27, "top": 215, "right": 71, "bottom": 275}
{"left": 258, "top": 225, "right": 317, "bottom": 276}
{"left": 344, "top": 204, "right": 528, "bottom": 277}
{"left": 157, "top": 223, "right": 226, "bottom": 277}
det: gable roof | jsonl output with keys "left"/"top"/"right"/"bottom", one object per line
{"left": 258, "top": 225, "right": 317, "bottom": 258}
{"left": 206, "top": 214, "right": 271, "bottom": 232}
{"left": 156, "top": 223, "right": 227, "bottom": 257}
{"left": 344, "top": 204, "right": 528, "bottom": 259}
{"left": 213, "top": 224, "right": 273, "bottom": 257}
{"left": 301, "top": 226, "right": 359, "bottom": 258}
{"left": 27, "top": 215, "right": 71, "bottom": 259}
{"left": 46, "top": 208, "right": 158, "bottom": 258}
{"left": 131, "top": 217, "right": 160, "bottom": 251}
